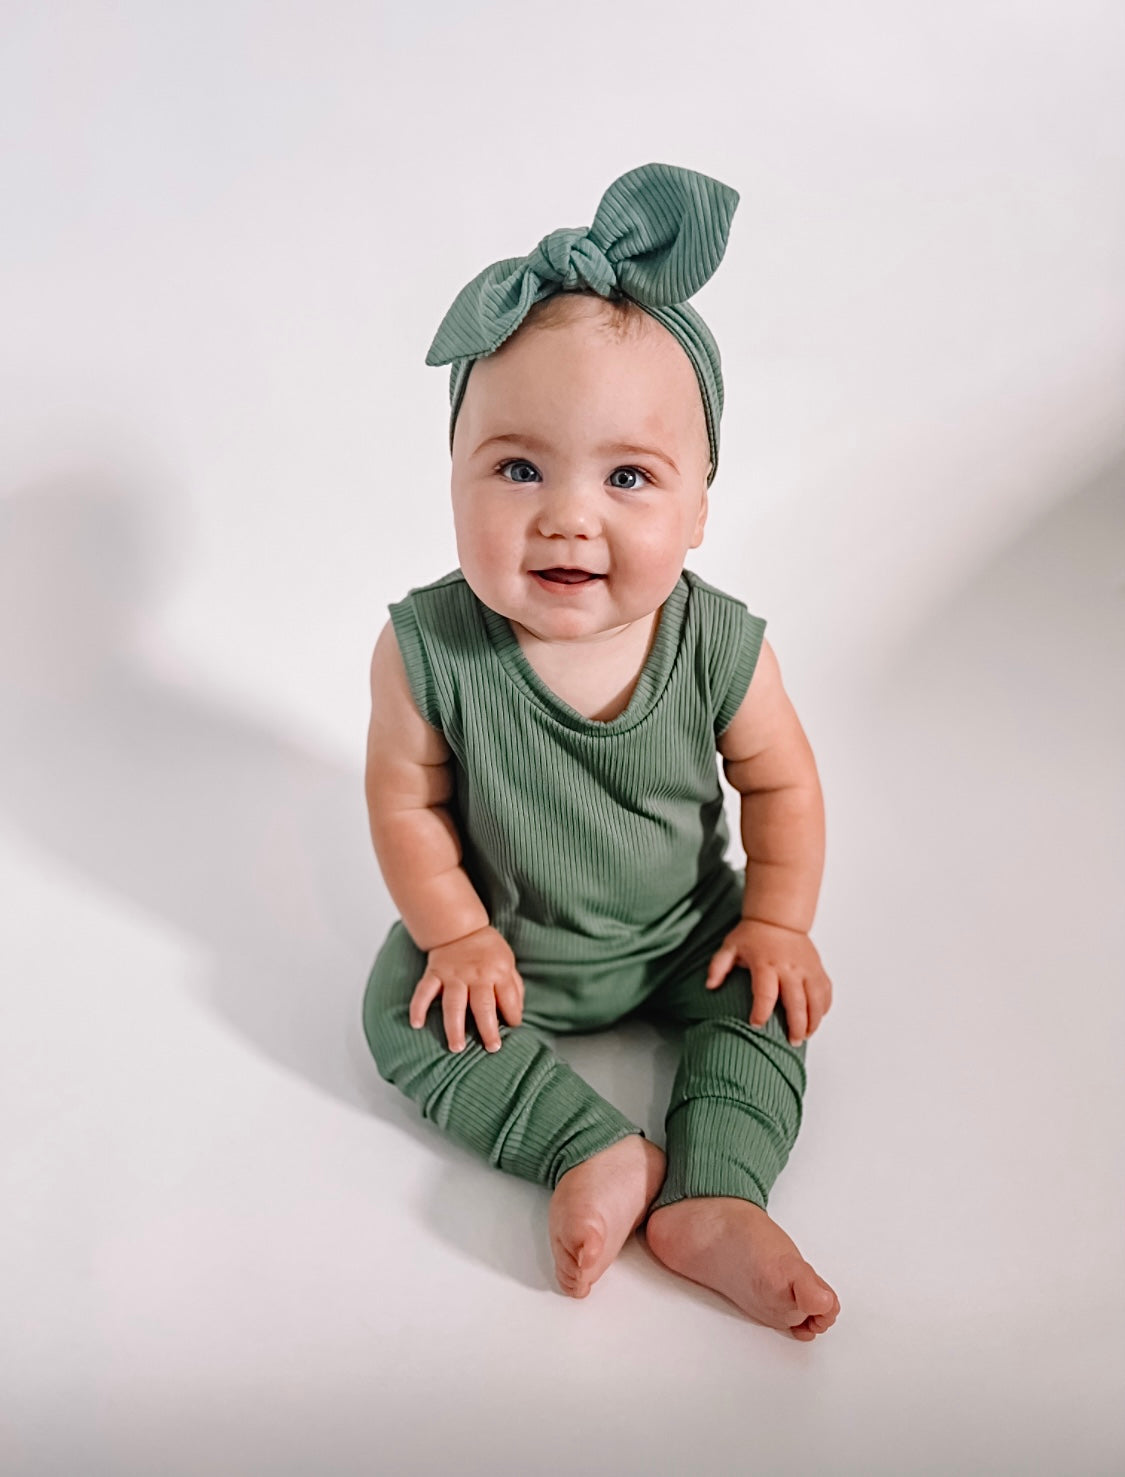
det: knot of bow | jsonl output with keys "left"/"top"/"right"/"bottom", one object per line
{"left": 424, "top": 162, "right": 739, "bottom": 367}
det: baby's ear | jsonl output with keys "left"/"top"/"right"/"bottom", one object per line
{"left": 689, "top": 486, "right": 710, "bottom": 547}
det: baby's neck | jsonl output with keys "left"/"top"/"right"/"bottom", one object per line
{"left": 510, "top": 607, "right": 663, "bottom": 723}
{"left": 512, "top": 606, "right": 660, "bottom": 661}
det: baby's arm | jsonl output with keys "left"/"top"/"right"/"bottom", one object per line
{"left": 365, "top": 620, "right": 523, "bottom": 1052}
{"left": 704, "top": 638, "right": 833, "bottom": 1046}
{"left": 365, "top": 618, "right": 486, "bottom": 947}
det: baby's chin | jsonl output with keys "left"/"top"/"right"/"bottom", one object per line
{"left": 496, "top": 594, "right": 611, "bottom": 639}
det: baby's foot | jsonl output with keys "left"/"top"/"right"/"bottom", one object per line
{"left": 548, "top": 1134, "right": 667, "bottom": 1299}
{"left": 645, "top": 1196, "right": 840, "bottom": 1340}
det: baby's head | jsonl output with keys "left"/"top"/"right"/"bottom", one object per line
{"left": 424, "top": 162, "right": 740, "bottom": 646}
{"left": 448, "top": 288, "right": 712, "bottom": 645}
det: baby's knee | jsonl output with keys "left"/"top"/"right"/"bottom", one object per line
{"left": 361, "top": 926, "right": 430, "bottom": 1085}
{"left": 362, "top": 979, "right": 413, "bottom": 1084}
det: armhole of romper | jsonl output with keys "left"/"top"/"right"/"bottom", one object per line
{"left": 387, "top": 597, "right": 444, "bottom": 733}
{"left": 714, "top": 602, "right": 768, "bottom": 738}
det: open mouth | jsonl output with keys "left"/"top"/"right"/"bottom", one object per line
{"left": 532, "top": 568, "right": 605, "bottom": 585}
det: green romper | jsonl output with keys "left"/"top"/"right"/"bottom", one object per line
{"left": 361, "top": 567, "right": 808, "bottom": 1213}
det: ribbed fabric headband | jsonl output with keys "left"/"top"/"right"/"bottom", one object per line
{"left": 424, "top": 162, "right": 740, "bottom": 488}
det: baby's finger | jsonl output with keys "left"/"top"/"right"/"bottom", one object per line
{"left": 748, "top": 966, "right": 779, "bottom": 1028}
{"left": 495, "top": 977, "right": 523, "bottom": 1028}
{"left": 409, "top": 970, "right": 443, "bottom": 1029}
{"left": 469, "top": 984, "right": 503, "bottom": 1054}
{"left": 779, "top": 975, "right": 809, "bottom": 1046}
{"left": 705, "top": 944, "right": 737, "bottom": 991}
{"left": 441, "top": 980, "right": 469, "bottom": 1053}
{"left": 806, "top": 975, "right": 830, "bottom": 1033}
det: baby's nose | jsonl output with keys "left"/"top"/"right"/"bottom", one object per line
{"left": 536, "top": 483, "right": 603, "bottom": 537}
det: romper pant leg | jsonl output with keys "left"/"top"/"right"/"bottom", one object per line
{"left": 638, "top": 954, "right": 807, "bottom": 1216}
{"left": 362, "top": 921, "right": 646, "bottom": 1190}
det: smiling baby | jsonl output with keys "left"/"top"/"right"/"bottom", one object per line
{"left": 362, "top": 162, "right": 839, "bottom": 1340}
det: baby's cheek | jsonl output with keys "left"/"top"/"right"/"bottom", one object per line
{"left": 621, "top": 522, "right": 693, "bottom": 577}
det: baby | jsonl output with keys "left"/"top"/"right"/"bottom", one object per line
{"left": 362, "top": 163, "right": 839, "bottom": 1340}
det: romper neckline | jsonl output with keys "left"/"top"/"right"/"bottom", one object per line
{"left": 475, "top": 573, "right": 689, "bottom": 736}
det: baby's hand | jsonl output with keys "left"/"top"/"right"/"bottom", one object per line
{"left": 704, "top": 918, "right": 833, "bottom": 1047}
{"left": 409, "top": 925, "right": 524, "bottom": 1054}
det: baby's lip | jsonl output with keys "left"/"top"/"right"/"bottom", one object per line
{"left": 531, "top": 566, "right": 605, "bottom": 576}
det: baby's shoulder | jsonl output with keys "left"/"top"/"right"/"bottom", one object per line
{"left": 386, "top": 567, "right": 483, "bottom": 707}
{"left": 389, "top": 566, "right": 475, "bottom": 631}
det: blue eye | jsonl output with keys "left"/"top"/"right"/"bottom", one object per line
{"left": 497, "top": 459, "right": 540, "bottom": 483}
{"left": 496, "top": 459, "right": 651, "bottom": 489}
{"left": 609, "top": 466, "right": 651, "bottom": 490}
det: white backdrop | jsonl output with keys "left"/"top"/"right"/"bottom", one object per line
{"left": 2, "top": 3, "right": 1123, "bottom": 1474}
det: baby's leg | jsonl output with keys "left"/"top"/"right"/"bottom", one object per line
{"left": 638, "top": 958, "right": 839, "bottom": 1340}
{"left": 362, "top": 921, "right": 665, "bottom": 1296}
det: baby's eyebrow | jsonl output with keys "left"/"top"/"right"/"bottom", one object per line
{"left": 474, "top": 432, "right": 679, "bottom": 475}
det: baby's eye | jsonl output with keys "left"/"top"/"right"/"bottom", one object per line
{"left": 609, "top": 466, "right": 651, "bottom": 491}
{"left": 497, "top": 459, "right": 540, "bottom": 483}
{"left": 496, "top": 459, "right": 652, "bottom": 489}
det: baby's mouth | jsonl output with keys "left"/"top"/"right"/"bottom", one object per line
{"left": 533, "top": 568, "right": 604, "bottom": 584}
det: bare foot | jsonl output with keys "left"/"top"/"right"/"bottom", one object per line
{"left": 548, "top": 1134, "right": 667, "bottom": 1299}
{"left": 645, "top": 1196, "right": 840, "bottom": 1340}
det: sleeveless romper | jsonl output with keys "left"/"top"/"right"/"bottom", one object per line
{"left": 362, "top": 567, "right": 808, "bottom": 1211}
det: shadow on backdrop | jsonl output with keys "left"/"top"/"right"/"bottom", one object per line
{"left": 864, "top": 447, "right": 1124, "bottom": 928}
{"left": 0, "top": 466, "right": 683, "bottom": 1288}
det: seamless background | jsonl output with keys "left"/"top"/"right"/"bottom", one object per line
{"left": 2, "top": 2, "right": 1123, "bottom": 1474}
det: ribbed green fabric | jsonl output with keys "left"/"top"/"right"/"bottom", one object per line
{"left": 385, "top": 567, "right": 763, "bottom": 1021}
{"left": 362, "top": 567, "right": 809, "bottom": 1210}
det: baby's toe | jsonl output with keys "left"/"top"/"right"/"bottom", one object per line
{"left": 785, "top": 1266, "right": 838, "bottom": 1335}
{"left": 795, "top": 1267, "right": 835, "bottom": 1314}
{"left": 564, "top": 1220, "right": 605, "bottom": 1273}
{"left": 554, "top": 1260, "right": 586, "bottom": 1297}
{"left": 551, "top": 1221, "right": 604, "bottom": 1297}
{"left": 814, "top": 1283, "right": 840, "bottom": 1327}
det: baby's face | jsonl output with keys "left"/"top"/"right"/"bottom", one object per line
{"left": 449, "top": 297, "right": 711, "bottom": 648}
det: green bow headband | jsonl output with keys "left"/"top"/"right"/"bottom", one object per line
{"left": 424, "top": 162, "right": 740, "bottom": 487}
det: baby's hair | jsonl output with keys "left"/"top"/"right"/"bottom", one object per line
{"left": 521, "top": 288, "right": 651, "bottom": 343}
